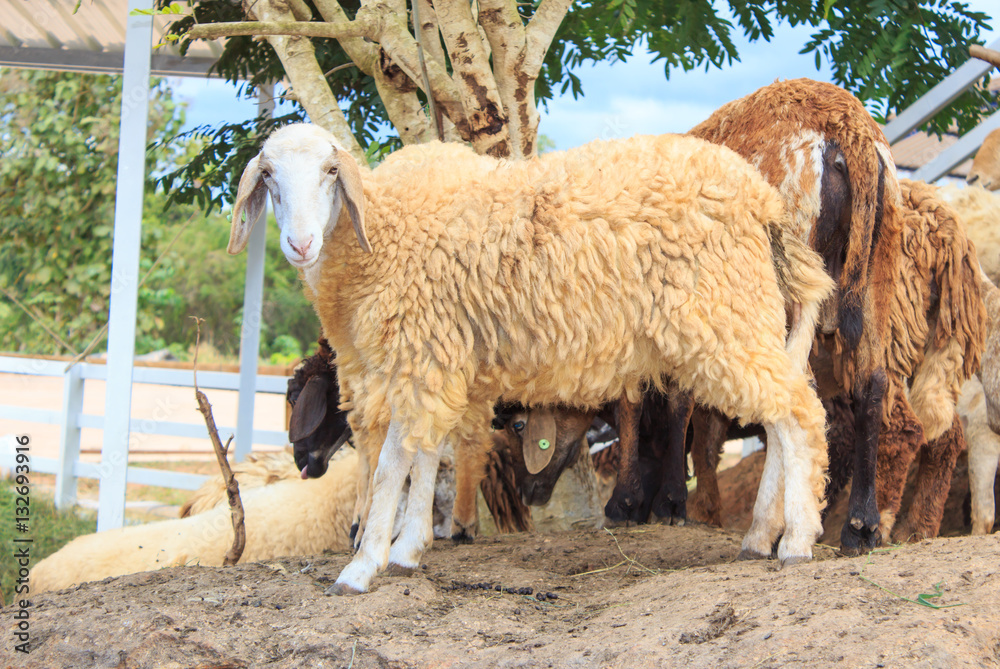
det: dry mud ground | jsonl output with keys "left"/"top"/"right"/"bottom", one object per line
{"left": 6, "top": 452, "right": 1000, "bottom": 669}
{"left": 5, "top": 526, "right": 1000, "bottom": 668}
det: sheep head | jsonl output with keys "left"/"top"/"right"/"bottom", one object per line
{"left": 228, "top": 123, "right": 371, "bottom": 267}
{"left": 968, "top": 128, "right": 1000, "bottom": 191}
{"left": 493, "top": 403, "right": 594, "bottom": 506}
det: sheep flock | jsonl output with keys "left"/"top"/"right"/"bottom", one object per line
{"left": 32, "top": 80, "right": 1000, "bottom": 598}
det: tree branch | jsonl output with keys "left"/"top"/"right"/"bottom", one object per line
{"left": 971, "top": 44, "right": 1000, "bottom": 71}
{"left": 524, "top": 0, "right": 573, "bottom": 73}
{"left": 311, "top": 0, "right": 378, "bottom": 74}
{"left": 243, "top": 0, "right": 367, "bottom": 163}
{"left": 435, "top": 0, "right": 512, "bottom": 157}
{"left": 187, "top": 19, "right": 373, "bottom": 41}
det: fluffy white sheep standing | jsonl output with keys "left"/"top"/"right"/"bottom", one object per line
{"left": 228, "top": 124, "right": 834, "bottom": 594}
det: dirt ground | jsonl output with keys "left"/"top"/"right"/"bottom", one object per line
{"left": 7, "top": 451, "right": 1000, "bottom": 669}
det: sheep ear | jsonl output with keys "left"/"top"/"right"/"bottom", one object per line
{"left": 289, "top": 375, "right": 330, "bottom": 442}
{"left": 334, "top": 147, "right": 371, "bottom": 253}
{"left": 228, "top": 154, "right": 268, "bottom": 255}
{"left": 523, "top": 408, "right": 558, "bottom": 475}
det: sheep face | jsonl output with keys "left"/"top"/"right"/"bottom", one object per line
{"left": 493, "top": 404, "right": 593, "bottom": 506}
{"left": 813, "top": 140, "right": 852, "bottom": 333}
{"left": 228, "top": 123, "right": 371, "bottom": 268}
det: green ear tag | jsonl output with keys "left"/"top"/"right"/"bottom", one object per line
{"left": 538, "top": 439, "right": 550, "bottom": 450}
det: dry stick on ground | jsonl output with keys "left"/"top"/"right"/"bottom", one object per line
{"left": 191, "top": 316, "right": 246, "bottom": 566}
{"left": 970, "top": 44, "right": 1000, "bottom": 70}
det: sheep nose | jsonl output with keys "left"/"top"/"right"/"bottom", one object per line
{"left": 288, "top": 235, "right": 314, "bottom": 258}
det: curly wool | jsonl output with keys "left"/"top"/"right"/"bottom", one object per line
{"left": 936, "top": 183, "right": 1000, "bottom": 284}
{"left": 689, "top": 78, "right": 903, "bottom": 381}
{"left": 889, "top": 179, "right": 987, "bottom": 440}
{"left": 314, "top": 134, "right": 828, "bottom": 462}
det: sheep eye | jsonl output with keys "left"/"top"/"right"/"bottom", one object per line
{"left": 512, "top": 421, "right": 525, "bottom": 433}
{"left": 261, "top": 168, "right": 272, "bottom": 180}
{"left": 328, "top": 167, "right": 339, "bottom": 177}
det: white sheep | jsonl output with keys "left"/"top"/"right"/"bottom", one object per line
{"left": 958, "top": 376, "right": 999, "bottom": 535}
{"left": 936, "top": 183, "right": 1000, "bottom": 284}
{"left": 30, "top": 450, "right": 359, "bottom": 593}
{"left": 967, "top": 127, "right": 1000, "bottom": 191}
{"left": 228, "top": 124, "right": 834, "bottom": 594}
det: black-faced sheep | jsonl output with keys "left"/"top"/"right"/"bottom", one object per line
{"left": 228, "top": 125, "right": 834, "bottom": 594}
{"left": 689, "top": 78, "right": 904, "bottom": 554}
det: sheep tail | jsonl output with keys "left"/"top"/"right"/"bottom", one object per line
{"left": 768, "top": 220, "right": 835, "bottom": 372}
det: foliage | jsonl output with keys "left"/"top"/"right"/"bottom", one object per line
{"left": 0, "top": 482, "right": 96, "bottom": 606}
{"left": 154, "top": 0, "right": 994, "bottom": 210}
{"left": 0, "top": 68, "right": 316, "bottom": 360}
{"left": 0, "top": 69, "right": 181, "bottom": 355}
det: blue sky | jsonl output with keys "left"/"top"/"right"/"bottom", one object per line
{"left": 170, "top": 4, "right": 997, "bottom": 153}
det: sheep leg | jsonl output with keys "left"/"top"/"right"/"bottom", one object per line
{"left": 840, "top": 369, "right": 887, "bottom": 556}
{"left": 893, "top": 414, "right": 965, "bottom": 543}
{"left": 604, "top": 394, "right": 646, "bottom": 526}
{"left": 739, "top": 426, "right": 785, "bottom": 559}
{"left": 822, "top": 395, "right": 856, "bottom": 522}
{"left": 331, "top": 419, "right": 415, "bottom": 595}
{"left": 687, "top": 406, "right": 726, "bottom": 528}
{"left": 871, "top": 392, "right": 925, "bottom": 542}
{"left": 651, "top": 388, "right": 695, "bottom": 526}
{"left": 775, "top": 379, "right": 828, "bottom": 564}
{"left": 968, "top": 439, "right": 1000, "bottom": 535}
{"left": 387, "top": 441, "right": 445, "bottom": 573}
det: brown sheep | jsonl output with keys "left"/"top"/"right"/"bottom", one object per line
{"left": 689, "top": 78, "right": 904, "bottom": 555}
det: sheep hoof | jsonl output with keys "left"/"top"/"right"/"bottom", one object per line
{"left": 451, "top": 529, "right": 476, "bottom": 544}
{"left": 386, "top": 563, "right": 416, "bottom": 577}
{"left": 779, "top": 555, "right": 811, "bottom": 569}
{"left": 326, "top": 582, "right": 364, "bottom": 596}
{"left": 840, "top": 516, "right": 881, "bottom": 556}
{"left": 604, "top": 492, "right": 647, "bottom": 526}
{"left": 736, "top": 549, "right": 770, "bottom": 561}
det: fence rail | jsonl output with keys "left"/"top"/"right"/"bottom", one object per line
{"left": 0, "top": 354, "right": 293, "bottom": 509}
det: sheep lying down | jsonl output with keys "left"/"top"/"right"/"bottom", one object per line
{"left": 228, "top": 125, "right": 834, "bottom": 594}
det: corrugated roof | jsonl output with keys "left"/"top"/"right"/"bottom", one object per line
{"left": 0, "top": 0, "right": 221, "bottom": 77}
{"left": 892, "top": 131, "right": 973, "bottom": 178}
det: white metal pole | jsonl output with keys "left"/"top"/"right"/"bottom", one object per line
{"left": 96, "top": 0, "right": 154, "bottom": 532}
{"left": 234, "top": 83, "right": 275, "bottom": 461}
{"left": 883, "top": 36, "right": 1000, "bottom": 145}
{"left": 55, "top": 364, "right": 84, "bottom": 509}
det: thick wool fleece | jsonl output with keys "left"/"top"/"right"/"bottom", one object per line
{"left": 689, "top": 78, "right": 903, "bottom": 384}
{"left": 312, "top": 133, "right": 832, "bottom": 517}
{"left": 889, "top": 180, "right": 987, "bottom": 440}
{"left": 937, "top": 183, "right": 1000, "bottom": 284}
{"left": 179, "top": 451, "right": 301, "bottom": 518}
{"left": 30, "top": 451, "right": 359, "bottom": 594}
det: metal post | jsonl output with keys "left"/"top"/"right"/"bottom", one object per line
{"left": 55, "top": 364, "right": 84, "bottom": 509}
{"left": 883, "top": 36, "right": 1000, "bottom": 145}
{"left": 234, "top": 83, "right": 275, "bottom": 461}
{"left": 912, "top": 108, "right": 1000, "bottom": 184}
{"left": 96, "top": 0, "right": 153, "bottom": 532}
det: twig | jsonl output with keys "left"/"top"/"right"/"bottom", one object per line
{"left": 970, "top": 44, "right": 1000, "bottom": 70}
{"left": 411, "top": 0, "right": 443, "bottom": 141}
{"left": 604, "top": 527, "right": 659, "bottom": 575}
{"left": 192, "top": 316, "right": 246, "bottom": 566}
{"left": 64, "top": 210, "right": 199, "bottom": 372}
{"left": 323, "top": 62, "right": 357, "bottom": 78}
{"left": 347, "top": 640, "right": 358, "bottom": 669}
{"left": 0, "top": 284, "right": 79, "bottom": 356}
{"left": 856, "top": 547, "right": 965, "bottom": 609}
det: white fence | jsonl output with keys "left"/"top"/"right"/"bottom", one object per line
{"left": 0, "top": 354, "right": 291, "bottom": 514}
